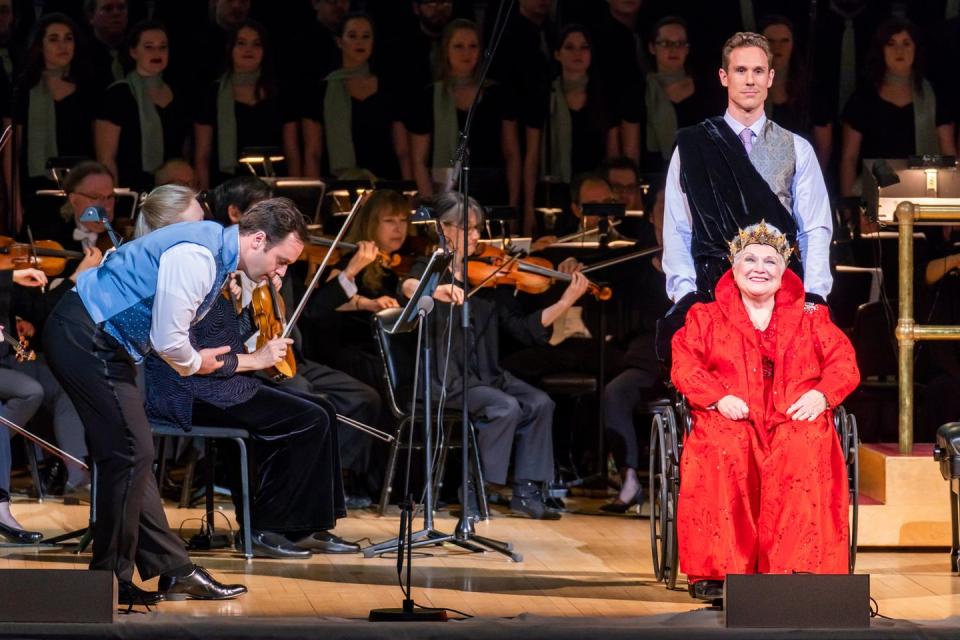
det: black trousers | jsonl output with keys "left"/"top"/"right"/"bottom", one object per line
{"left": 44, "top": 292, "right": 190, "bottom": 582}
{"left": 192, "top": 385, "right": 346, "bottom": 532}
{"left": 603, "top": 367, "right": 659, "bottom": 470}
{"left": 274, "top": 359, "right": 381, "bottom": 476}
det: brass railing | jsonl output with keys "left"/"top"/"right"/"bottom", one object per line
{"left": 894, "top": 202, "right": 960, "bottom": 453}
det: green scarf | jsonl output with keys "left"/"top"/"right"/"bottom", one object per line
{"left": 431, "top": 78, "right": 472, "bottom": 180}
{"left": 645, "top": 71, "right": 683, "bottom": 160}
{"left": 125, "top": 71, "right": 165, "bottom": 174}
{"left": 27, "top": 68, "right": 67, "bottom": 178}
{"left": 217, "top": 70, "right": 260, "bottom": 173}
{"left": 542, "top": 76, "right": 586, "bottom": 182}
{"left": 323, "top": 63, "right": 371, "bottom": 175}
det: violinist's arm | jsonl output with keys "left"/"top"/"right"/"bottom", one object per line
{"left": 539, "top": 271, "right": 590, "bottom": 327}
{"left": 151, "top": 245, "right": 217, "bottom": 376}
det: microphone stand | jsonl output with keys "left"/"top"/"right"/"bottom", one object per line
{"left": 447, "top": 0, "right": 520, "bottom": 562}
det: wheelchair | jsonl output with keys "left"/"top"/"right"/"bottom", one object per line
{"left": 647, "top": 394, "right": 860, "bottom": 590}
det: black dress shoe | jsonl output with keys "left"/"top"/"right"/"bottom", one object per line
{"left": 293, "top": 531, "right": 361, "bottom": 554}
{"left": 690, "top": 579, "right": 725, "bottom": 601}
{"left": 118, "top": 581, "right": 164, "bottom": 606}
{"left": 0, "top": 521, "right": 43, "bottom": 544}
{"left": 243, "top": 530, "right": 312, "bottom": 559}
{"left": 158, "top": 565, "right": 247, "bottom": 601}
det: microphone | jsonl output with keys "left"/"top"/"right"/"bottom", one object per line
{"left": 80, "top": 206, "right": 123, "bottom": 250}
{"left": 416, "top": 295, "right": 435, "bottom": 316}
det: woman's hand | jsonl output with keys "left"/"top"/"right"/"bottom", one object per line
{"left": 344, "top": 241, "right": 379, "bottom": 279}
{"left": 12, "top": 268, "right": 47, "bottom": 288}
{"left": 357, "top": 295, "right": 400, "bottom": 312}
{"left": 557, "top": 257, "right": 583, "bottom": 274}
{"left": 559, "top": 271, "right": 590, "bottom": 305}
{"left": 716, "top": 394, "right": 749, "bottom": 421}
{"left": 433, "top": 283, "right": 464, "bottom": 304}
{"left": 787, "top": 389, "right": 828, "bottom": 422}
{"left": 252, "top": 337, "right": 293, "bottom": 370}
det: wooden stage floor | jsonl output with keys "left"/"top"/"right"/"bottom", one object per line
{"left": 3, "top": 495, "right": 960, "bottom": 628}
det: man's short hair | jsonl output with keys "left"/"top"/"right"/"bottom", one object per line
{"left": 238, "top": 197, "right": 308, "bottom": 248}
{"left": 211, "top": 176, "right": 273, "bottom": 226}
{"left": 570, "top": 171, "right": 611, "bottom": 205}
{"left": 601, "top": 156, "right": 639, "bottom": 181}
{"left": 721, "top": 31, "right": 773, "bottom": 70}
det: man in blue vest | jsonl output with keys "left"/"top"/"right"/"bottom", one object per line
{"left": 43, "top": 198, "right": 309, "bottom": 606}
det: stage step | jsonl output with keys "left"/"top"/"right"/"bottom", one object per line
{"left": 857, "top": 443, "right": 951, "bottom": 547}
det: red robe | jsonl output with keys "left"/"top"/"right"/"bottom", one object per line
{"left": 671, "top": 269, "right": 860, "bottom": 582}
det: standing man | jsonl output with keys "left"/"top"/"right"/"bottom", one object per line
{"left": 660, "top": 31, "right": 832, "bottom": 353}
{"left": 41, "top": 200, "right": 309, "bottom": 606}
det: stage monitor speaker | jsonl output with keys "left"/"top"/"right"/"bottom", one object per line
{"left": 0, "top": 569, "right": 116, "bottom": 623}
{"left": 724, "top": 574, "right": 870, "bottom": 629}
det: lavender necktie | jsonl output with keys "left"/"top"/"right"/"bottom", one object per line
{"left": 739, "top": 128, "right": 754, "bottom": 155}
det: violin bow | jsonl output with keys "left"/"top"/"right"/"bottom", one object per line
{"left": 25, "top": 225, "right": 44, "bottom": 294}
{"left": 282, "top": 191, "right": 371, "bottom": 339}
{"left": 0, "top": 414, "right": 88, "bottom": 469}
{"left": 579, "top": 246, "right": 662, "bottom": 275}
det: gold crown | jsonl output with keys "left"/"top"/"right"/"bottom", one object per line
{"left": 727, "top": 220, "right": 793, "bottom": 263}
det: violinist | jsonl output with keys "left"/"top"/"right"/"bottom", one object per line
{"left": 44, "top": 194, "right": 313, "bottom": 605}
{"left": 503, "top": 173, "right": 626, "bottom": 382}
{"left": 0, "top": 264, "right": 52, "bottom": 544}
{"left": 401, "top": 192, "right": 589, "bottom": 520}
{"left": 208, "top": 177, "right": 383, "bottom": 514}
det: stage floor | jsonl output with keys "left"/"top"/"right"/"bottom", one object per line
{"left": 3, "top": 496, "right": 960, "bottom": 634}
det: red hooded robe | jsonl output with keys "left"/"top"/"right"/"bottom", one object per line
{"left": 671, "top": 268, "right": 860, "bottom": 582}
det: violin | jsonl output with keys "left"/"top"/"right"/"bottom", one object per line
{"left": 0, "top": 236, "right": 84, "bottom": 276}
{"left": 1, "top": 326, "right": 34, "bottom": 362}
{"left": 466, "top": 244, "right": 612, "bottom": 301}
{"left": 307, "top": 236, "right": 402, "bottom": 269}
{"left": 249, "top": 281, "right": 296, "bottom": 381}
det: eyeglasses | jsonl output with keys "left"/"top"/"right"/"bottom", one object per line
{"left": 610, "top": 182, "right": 637, "bottom": 194}
{"left": 75, "top": 191, "right": 116, "bottom": 201}
{"left": 655, "top": 39, "right": 689, "bottom": 50}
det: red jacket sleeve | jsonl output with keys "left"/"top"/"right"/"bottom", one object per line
{"left": 811, "top": 306, "right": 861, "bottom": 408}
{"left": 671, "top": 304, "right": 729, "bottom": 410}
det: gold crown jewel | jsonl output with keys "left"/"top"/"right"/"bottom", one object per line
{"left": 727, "top": 219, "right": 793, "bottom": 263}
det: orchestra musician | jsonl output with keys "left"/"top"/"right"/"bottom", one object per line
{"left": 401, "top": 191, "right": 590, "bottom": 520}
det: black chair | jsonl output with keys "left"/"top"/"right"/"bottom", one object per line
{"left": 152, "top": 424, "right": 253, "bottom": 560}
{"left": 371, "top": 308, "right": 488, "bottom": 518}
{"left": 649, "top": 395, "right": 860, "bottom": 590}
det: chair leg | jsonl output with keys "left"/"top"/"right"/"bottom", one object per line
{"left": 432, "top": 421, "right": 454, "bottom": 503}
{"left": 23, "top": 439, "right": 43, "bottom": 502}
{"left": 178, "top": 445, "right": 199, "bottom": 509}
{"left": 378, "top": 418, "right": 407, "bottom": 515}
{"left": 205, "top": 440, "right": 217, "bottom": 535}
{"left": 234, "top": 438, "right": 253, "bottom": 561}
{"left": 469, "top": 422, "right": 490, "bottom": 520}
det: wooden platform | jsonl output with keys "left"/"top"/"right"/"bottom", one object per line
{"left": 2, "top": 493, "right": 960, "bottom": 632}
{"left": 858, "top": 443, "right": 952, "bottom": 547}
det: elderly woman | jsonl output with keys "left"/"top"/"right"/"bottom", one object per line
{"left": 671, "top": 221, "right": 860, "bottom": 601}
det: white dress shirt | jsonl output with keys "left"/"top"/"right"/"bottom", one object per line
{"left": 151, "top": 244, "right": 217, "bottom": 376}
{"left": 663, "top": 110, "right": 834, "bottom": 302}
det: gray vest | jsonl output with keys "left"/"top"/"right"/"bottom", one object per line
{"left": 748, "top": 120, "right": 796, "bottom": 213}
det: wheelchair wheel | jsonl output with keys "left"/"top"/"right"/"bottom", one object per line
{"left": 846, "top": 413, "right": 860, "bottom": 574}
{"left": 649, "top": 411, "right": 680, "bottom": 588}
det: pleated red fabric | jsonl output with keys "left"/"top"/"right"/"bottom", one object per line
{"left": 671, "top": 269, "right": 860, "bottom": 582}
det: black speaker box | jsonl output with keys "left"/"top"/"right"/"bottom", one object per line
{"left": 0, "top": 569, "right": 116, "bottom": 623}
{"left": 724, "top": 574, "right": 870, "bottom": 628}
